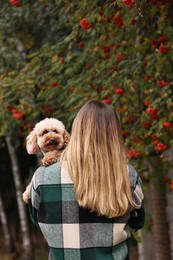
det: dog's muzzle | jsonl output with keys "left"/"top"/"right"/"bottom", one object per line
{"left": 49, "top": 138, "right": 56, "bottom": 144}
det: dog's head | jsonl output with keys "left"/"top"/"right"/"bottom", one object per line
{"left": 26, "top": 118, "right": 70, "bottom": 154}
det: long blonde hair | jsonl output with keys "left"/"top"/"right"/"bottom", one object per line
{"left": 61, "top": 100, "right": 137, "bottom": 218}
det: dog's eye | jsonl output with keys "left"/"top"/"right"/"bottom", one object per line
{"left": 53, "top": 129, "right": 59, "bottom": 134}
{"left": 42, "top": 130, "right": 48, "bottom": 136}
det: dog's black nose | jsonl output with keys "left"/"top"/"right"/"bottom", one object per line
{"left": 50, "top": 138, "right": 55, "bottom": 143}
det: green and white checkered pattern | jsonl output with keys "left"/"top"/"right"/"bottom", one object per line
{"left": 29, "top": 163, "right": 144, "bottom": 260}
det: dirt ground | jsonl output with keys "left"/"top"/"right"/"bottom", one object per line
{"left": 0, "top": 228, "right": 48, "bottom": 260}
{"left": 0, "top": 228, "right": 139, "bottom": 260}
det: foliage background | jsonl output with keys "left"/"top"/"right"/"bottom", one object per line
{"left": 0, "top": 0, "right": 173, "bottom": 258}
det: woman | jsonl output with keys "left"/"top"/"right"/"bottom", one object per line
{"left": 29, "top": 100, "right": 145, "bottom": 260}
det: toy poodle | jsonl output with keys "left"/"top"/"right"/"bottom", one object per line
{"left": 22, "top": 117, "right": 70, "bottom": 203}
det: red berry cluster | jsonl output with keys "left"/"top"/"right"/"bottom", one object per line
{"left": 40, "top": 105, "right": 52, "bottom": 116}
{"left": 128, "top": 150, "right": 141, "bottom": 158}
{"left": 114, "top": 87, "right": 125, "bottom": 95}
{"left": 151, "top": 135, "right": 167, "bottom": 151}
{"left": 9, "top": 0, "right": 22, "bottom": 7}
{"left": 163, "top": 178, "right": 173, "bottom": 191}
{"left": 7, "top": 105, "right": 24, "bottom": 120}
{"left": 123, "top": 0, "right": 136, "bottom": 8}
{"left": 80, "top": 18, "right": 91, "bottom": 30}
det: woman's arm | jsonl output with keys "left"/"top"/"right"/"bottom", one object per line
{"left": 128, "top": 165, "right": 145, "bottom": 231}
{"left": 28, "top": 167, "right": 44, "bottom": 227}
{"left": 29, "top": 180, "right": 40, "bottom": 227}
{"left": 128, "top": 204, "right": 145, "bottom": 231}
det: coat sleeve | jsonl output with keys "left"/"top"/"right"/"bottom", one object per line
{"left": 28, "top": 168, "right": 42, "bottom": 228}
{"left": 128, "top": 165, "right": 145, "bottom": 231}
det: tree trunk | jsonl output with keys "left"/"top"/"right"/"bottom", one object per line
{"left": 0, "top": 193, "right": 17, "bottom": 259}
{"left": 147, "top": 157, "right": 171, "bottom": 260}
{"left": 5, "top": 136, "right": 34, "bottom": 260}
{"left": 164, "top": 148, "right": 173, "bottom": 259}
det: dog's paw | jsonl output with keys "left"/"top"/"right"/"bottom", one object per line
{"left": 22, "top": 190, "right": 30, "bottom": 204}
{"left": 42, "top": 157, "right": 58, "bottom": 166}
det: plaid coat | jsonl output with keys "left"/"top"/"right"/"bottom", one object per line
{"left": 29, "top": 163, "right": 145, "bottom": 260}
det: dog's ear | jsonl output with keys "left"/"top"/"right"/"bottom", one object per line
{"left": 26, "top": 130, "right": 39, "bottom": 154}
{"left": 63, "top": 130, "right": 70, "bottom": 147}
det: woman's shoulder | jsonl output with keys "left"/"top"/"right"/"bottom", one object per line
{"left": 34, "top": 162, "right": 61, "bottom": 176}
{"left": 127, "top": 164, "right": 141, "bottom": 188}
{"left": 128, "top": 165, "right": 144, "bottom": 206}
{"left": 32, "top": 162, "right": 61, "bottom": 189}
